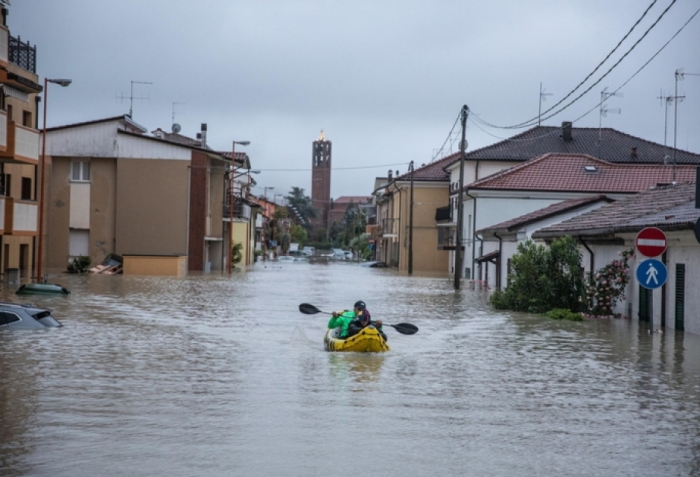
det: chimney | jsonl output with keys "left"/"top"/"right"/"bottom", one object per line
{"left": 561, "top": 121, "right": 573, "bottom": 142}
{"left": 200, "top": 123, "right": 207, "bottom": 148}
{"left": 631, "top": 147, "right": 638, "bottom": 159}
{"left": 388, "top": 170, "right": 393, "bottom": 179}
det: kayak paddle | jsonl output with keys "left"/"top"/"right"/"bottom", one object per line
{"left": 298, "top": 303, "right": 419, "bottom": 335}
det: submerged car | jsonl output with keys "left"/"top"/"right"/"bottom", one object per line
{"left": 0, "top": 302, "right": 62, "bottom": 330}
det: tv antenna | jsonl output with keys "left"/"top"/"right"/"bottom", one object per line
{"left": 172, "top": 102, "right": 185, "bottom": 134}
{"left": 538, "top": 83, "right": 552, "bottom": 126}
{"left": 598, "top": 88, "right": 622, "bottom": 135}
{"left": 116, "top": 80, "right": 152, "bottom": 118}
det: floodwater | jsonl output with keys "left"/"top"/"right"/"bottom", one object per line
{"left": 1, "top": 261, "right": 700, "bottom": 477}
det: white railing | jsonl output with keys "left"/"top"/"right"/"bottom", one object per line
{"left": 14, "top": 125, "right": 39, "bottom": 162}
{"left": 13, "top": 201, "right": 37, "bottom": 233}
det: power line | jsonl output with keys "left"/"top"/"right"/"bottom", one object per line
{"left": 258, "top": 161, "right": 411, "bottom": 172}
{"left": 471, "top": 0, "right": 677, "bottom": 130}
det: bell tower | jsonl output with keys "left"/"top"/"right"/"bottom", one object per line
{"left": 311, "top": 130, "right": 331, "bottom": 229}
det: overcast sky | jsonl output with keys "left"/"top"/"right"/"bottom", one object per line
{"left": 10, "top": 0, "right": 700, "bottom": 199}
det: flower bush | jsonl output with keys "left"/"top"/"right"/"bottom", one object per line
{"left": 583, "top": 249, "right": 633, "bottom": 318}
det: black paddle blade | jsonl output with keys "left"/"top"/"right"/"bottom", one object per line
{"left": 299, "top": 303, "right": 322, "bottom": 315}
{"left": 388, "top": 323, "right": 418, "bottom": 335}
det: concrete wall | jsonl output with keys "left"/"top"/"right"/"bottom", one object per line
{"left": 123, "top": 255, "right": 187, "bottom": 276}
{"left": 116, "top": 158, "right": 189, "bottom": 256}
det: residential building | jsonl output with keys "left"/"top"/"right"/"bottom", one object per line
{"left": 44, "top": 116, "right": 240, "bottom": 275}
{"left": 328, "top": 196, "right": 372, "bottom": 227}
{"left": 531, "top": 182, "right": 700, "bottom": 335}
{"left": 442, "top": 122, "right": 700, "bottom": 278}
{"left": 373, "top": 163, "right": 450, "bottom": 273}
{"left": 470, "top": 153, "right": 697, "bottom": 289}
{"left": 0, "top": 11, "right": 42, "bottom": 281}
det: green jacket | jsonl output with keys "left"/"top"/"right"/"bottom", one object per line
{"left": 327, "top": 310, "right": 355, "bottom": 338}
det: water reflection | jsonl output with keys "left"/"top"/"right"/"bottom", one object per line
{"left": 1, "top": 264, "right": 700, "bottom": 476}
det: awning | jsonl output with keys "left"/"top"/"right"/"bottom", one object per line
{"left": 475, "top": 250, "right": 500, "bottom": 263}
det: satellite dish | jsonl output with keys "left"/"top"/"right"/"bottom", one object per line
{"left": 171, "top": 123, "right": 181, "bottom": 134}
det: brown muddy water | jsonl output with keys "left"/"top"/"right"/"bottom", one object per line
{"left": 1, "top": 260, "right": 700, "bottom": 476}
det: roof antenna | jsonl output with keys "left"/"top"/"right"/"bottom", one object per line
{"left": 116, "top": 80, "right": 152, "bottom": 118}
{"left": 172, "top": 101, "right": 185, "bottom": 134}
{"left": 538, "top": 82, "right": 552, "bottom": 126}
{"left": 597, "top": 87, "right": 622, "bottom": 158}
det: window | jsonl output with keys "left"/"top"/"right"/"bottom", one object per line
{"left": 22, "top": 110, "right": 32, "bottom": 128}
{"left": 7, "top": 104, "right": 12, "bottom": 121}
{"left": 0, "top": 312, "right": 20, "bottom": 326}
{"left": 21, "top": 177, "right": 31, "bottom": 200}
{"left": 71, "top": 161, "right": 90, "bottom": 182}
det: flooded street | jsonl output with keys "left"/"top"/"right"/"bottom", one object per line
{"left": 2, "top": 261, "right": 700, "bottom": 476}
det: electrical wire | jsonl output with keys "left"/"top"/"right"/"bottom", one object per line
{"left": 471, "top": 0, "right": 677, "bottom": 130}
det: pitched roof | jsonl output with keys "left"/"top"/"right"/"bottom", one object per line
{"left": 446, "top": 124, "right": 700, "bottom": 166}
{"left": 333, "top": 196, "right": 373, "bottom": 204}
{"left": 532, "top": 182, "right": 699, "bottom": 238}
{"left": 476, "top": 195, "right": 614, "bottom": 235}
{"left": 152, "top": 128, "right": 205, "bottom": 148}
{"left": 394, "top": 155, "right": 453, "bottom": 182}
{"left": 468, "top": 153, "right": 698, "bottom": 194}
{"left": 46, "top": 114, "right": 147, "bottom": 133}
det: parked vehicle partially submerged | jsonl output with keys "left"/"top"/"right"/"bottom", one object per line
{"left": 0, "top": 302, "right": 62, "bottom": 330}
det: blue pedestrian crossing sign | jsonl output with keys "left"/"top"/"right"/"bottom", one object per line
{"left": 636, "top": 258, "right": 667, "bottom": 290}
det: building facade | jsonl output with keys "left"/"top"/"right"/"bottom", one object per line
{"left": 44, "top": 116, "right": 235, "bottom": 275}
{"left": 0, "top": 10, "right": 41, "bottom": 281}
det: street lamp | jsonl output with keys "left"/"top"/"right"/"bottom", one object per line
{"left": 228, "top": 140, "right": 250, "bottom": 274}
{"left": 264, "top": 186, "right": 274, "bottom": 201}
{"left": 37, "top": 78, "right": 71, "bottom": 283}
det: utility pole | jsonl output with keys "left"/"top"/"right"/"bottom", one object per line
{"left": 454, "top": 105, "right": 468, "bottom": 290}
{"left": 408, "top": 161, "right": 414, "bottom": 275}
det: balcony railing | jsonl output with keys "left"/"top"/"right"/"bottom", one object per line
{"left": 380, "top": 217, "right": 399, "bottom": 238}
{"left": 2, "top": 198, "right": 37, "bottom": 234}
{"left": 9, "top": 35, "right": 36, "bottom": 73}
{"left": 435, "top": 205, "right": 452, "bottom": 222}
{"left": 223, "top": 192, "right": 251, "bottom": 220}
{"left": 0, "top": 122, "right": 40, "bottom": 163}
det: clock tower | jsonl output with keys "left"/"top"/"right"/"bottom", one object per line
{"left": 311, "top": 131, "right": 332, "bottom": 230}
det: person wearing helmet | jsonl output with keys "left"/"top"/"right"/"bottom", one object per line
{"left": 328, "top": 300, "right": 385, "bottom": 340}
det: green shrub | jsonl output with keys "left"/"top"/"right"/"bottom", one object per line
{"left": 546, "top": 308, "right": 583, "bottom": 321}
{"left": 67, "top": 255, "right": 91, "bottom": 273}
{"left": 487, "top": 236, "right": 586, "bottom": 313}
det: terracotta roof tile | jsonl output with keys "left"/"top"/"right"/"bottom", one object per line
{"left": 468, "top": 153, "right": 697, "bottom": 193}
{"left": 532, "top": 183, "right": 698, "bottom": 238}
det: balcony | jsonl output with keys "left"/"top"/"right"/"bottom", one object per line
{"left": 2, "top": 198, "right": 37, "bottom": 235}
{"left": 380, "top": 217, "right": 399, "bottom": 238}
{"left": 435, "top": 205, "right": 452, "bottom": 222}
{"left": 0, "top": 121, "right": 40, "bottom": 164}
{"left": 223, "top": 193, "right": 252, "bottom": 220}
{"left": 9, "top": 35, "right": 36, "bottom": 73}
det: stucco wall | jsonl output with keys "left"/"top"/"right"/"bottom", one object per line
{"left": 116, "top": 158, "right": 189, "bottom": 256}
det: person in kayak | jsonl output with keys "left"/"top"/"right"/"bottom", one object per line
{"left": 328, "top": 300, "right": 386, "bottom": 340}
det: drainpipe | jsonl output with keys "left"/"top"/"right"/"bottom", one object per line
{"left": 578, "top": 235, "right": 594, "bottom": 276}
{"left": 494, "top": 232, "right": 502, "bottom": 290}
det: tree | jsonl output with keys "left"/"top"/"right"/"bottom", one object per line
{"left": 286, "top": 187, "right": 315, "bottom": 228}
{"left": 488, "top": 236, "right": 585, "bottom": 314}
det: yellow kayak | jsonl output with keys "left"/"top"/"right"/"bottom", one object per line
{"left": 324, "top": 326, "right": 390, "bottom": 352}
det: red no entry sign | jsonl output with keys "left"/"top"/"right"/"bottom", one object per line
{"left": 636, "top": 227, "right": 667, "bottom": 257}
